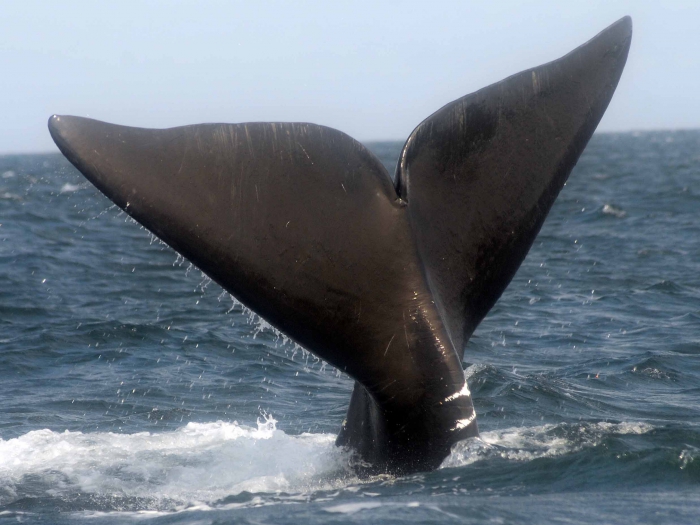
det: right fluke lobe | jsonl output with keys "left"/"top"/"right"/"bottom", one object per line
{"left": 395, "top": 16, "right": 632, "bottom": 360}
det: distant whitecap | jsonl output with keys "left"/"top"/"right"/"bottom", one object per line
{"left": 602, "top": 204, "right": 626, "bottom": 218}
{"left": 60, "top": 182, "right": 85, "bottom": 193}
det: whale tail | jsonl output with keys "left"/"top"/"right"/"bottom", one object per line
{"left": 49, "top": 17, "right": 631, "bottom": 473}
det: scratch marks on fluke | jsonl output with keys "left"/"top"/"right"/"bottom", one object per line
{"left": 383, "top": 334, "right": 396, "bottom": 357}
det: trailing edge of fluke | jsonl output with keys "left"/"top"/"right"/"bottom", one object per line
{"left": 49, "top": 17, "right": 632, "bottom": 474}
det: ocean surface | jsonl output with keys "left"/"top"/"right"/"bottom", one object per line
{"left": 1, "top": 130, "right": 700, "bottom": 524}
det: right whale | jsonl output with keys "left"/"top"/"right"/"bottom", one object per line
{"left": 48, "top": 17, "right": 632, "bottom": 475}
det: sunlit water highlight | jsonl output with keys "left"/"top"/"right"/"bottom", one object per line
{"left": 2, "top": 131, "right": 700, "bottom": 523}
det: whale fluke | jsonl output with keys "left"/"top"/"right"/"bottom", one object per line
{"left": 49, "top": 17, "right": 631, "bottom": 474}
{"left": 397, "top": 15, "right": 632, "bottom": 361}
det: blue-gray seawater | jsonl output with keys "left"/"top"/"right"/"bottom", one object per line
{"left": 1, "top": 131, "right": 700, "bottom": 524}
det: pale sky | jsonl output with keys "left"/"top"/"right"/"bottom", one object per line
{"left": 1, "top": 0, "right": 698, "bottom": 154}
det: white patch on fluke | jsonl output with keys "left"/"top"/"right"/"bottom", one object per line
{"left": 452, "top": 412, "right": 476, "bottom": 431}
{"left": 444, "top": 382, "right": 471, "bottom": 402}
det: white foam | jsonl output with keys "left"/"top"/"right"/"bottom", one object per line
{"left": 441, "top": 421, "right": 653, "bottom": 468}
{"left": 0, "top": 417, "right": 351, "bottom": 508}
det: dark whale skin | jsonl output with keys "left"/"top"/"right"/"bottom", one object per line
{"left": 49, "top": 17, "right": 631, "bottom": 474}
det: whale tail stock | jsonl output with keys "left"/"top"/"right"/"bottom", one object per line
{"left": 48, "top": 18, "right": 631, "bottom": 474}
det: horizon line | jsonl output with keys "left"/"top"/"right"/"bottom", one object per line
{"left": 2, "top": 126, "right": 698, "bottom": 157}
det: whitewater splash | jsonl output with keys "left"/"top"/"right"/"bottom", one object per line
{"left": 0, "top": 417, "right": 349, "bottom": 510}
{"left": 0, "top": 418, "right": 654, "bottom": 513}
